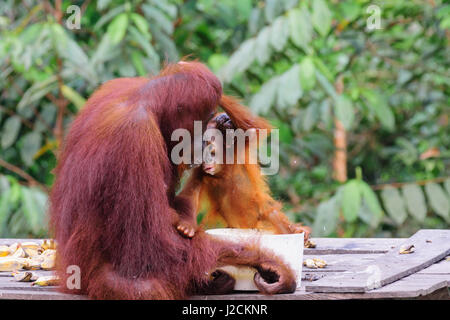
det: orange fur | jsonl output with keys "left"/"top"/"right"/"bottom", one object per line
{"left": 186, "top": 111, "right": 311, "bottom": 239}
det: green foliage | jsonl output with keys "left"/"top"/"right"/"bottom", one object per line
{"left": 212, "top": 0, "right": 449, "bottom": 237}
{"left": 0, "top": 0, "right": 449, "bottom": 238}
{"left": 0, "top": 175, "right": 47, "bottom": 237}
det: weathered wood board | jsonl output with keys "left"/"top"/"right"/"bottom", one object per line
{"left": 305, "top": 229, "right": 450, "bottom": 293}
{"left": 0, "top": 235, "right": 448, "bottom": 300}
{"left": 0, "top": 238, "right": 405, "bottom": 254}
{"left": 304, "top": 238, "right": 404, "bottom": 255}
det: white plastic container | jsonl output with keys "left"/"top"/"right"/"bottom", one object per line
{"left": 205, "top": 228, "right": 303, "bottom": 291}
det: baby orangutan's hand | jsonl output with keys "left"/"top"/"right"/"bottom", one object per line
{"left": 176, "top": 220, "right": 196, "bottom": 238}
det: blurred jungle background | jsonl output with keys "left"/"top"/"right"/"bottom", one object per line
{"left": 0, "top": 0, "right": 449, "bottom": 239}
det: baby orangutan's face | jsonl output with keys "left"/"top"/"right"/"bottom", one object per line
{"left": 202, "top": 150, "right": 222, "bottom": 175}
{"left": 202, "top": 113, "right": 234, "bottom": 176}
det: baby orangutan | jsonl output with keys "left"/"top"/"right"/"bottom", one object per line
{"left": 179, "top": 111, "right": 311, "bottom": 243}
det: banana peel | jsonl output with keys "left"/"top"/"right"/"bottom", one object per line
{"left": 0, "top": 245, "right": 11, "bottom": 257}
{"left": 0, "top": 257, "right": 26, "bottom": 272}
{"left": 40, "top": 256, "right": 56, "bottom": 271}
{"left": 23, "top": 258, "right": 42, "bottom": 270}
{"left": 13, "top": 271, "right": 38, "bottom": 282}
{"left": 41, "top": 240, "right": 57, "bottom": 251}
{"left": 303, "top": 258, "right": 327, "bottom": 269}
{"left": 32, "top": 275, "right": 60, "bottom": 287}
{"left": 12, "top": 246, "right": 26, "bottom": 258}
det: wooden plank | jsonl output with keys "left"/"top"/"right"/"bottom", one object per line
{"left": 0, "top": 238, "right": 404, "bottom": 255}
{"left": 0, "top": 239, "right": 41, "bottom": 245}
{"left": 302, "top": 254, "right": 382, "bottom": 272}
{"left": 305, "top": 238, "right": 403, "bottom": 254}
{"left": 1, "top": 236, "right": 447, "bottom": 300}
{"left": 0, "top": 289, "right": 84, "bottom": 300}
{"left": 305, "top": 229, "right": 450, "bottom": 293}
{"left": 301, "top": 256, "right": 450, "bottom": 284}
{"left": 417, "top": 258, "right": 450, "bottom": 275}
{"left": 193, "top": 273, "right": 449, "bottom": 300}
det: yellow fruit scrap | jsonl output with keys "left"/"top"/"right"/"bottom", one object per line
{"left": 12, "top": 246, "right": 26, "bottom": 258}
{"left": 21, "top": 242, "right": 40, "bottom": 250}
{"left": 8, "top": 243, "right": 19, "bottom": 253}
{"left": 399, "top": 244, "right": 415, "bottom": 254}
{"left": 41, "top": 255, "right": 56, "bottom": 271}
{"left": 0, "top": 240, "right": 58, "bottom": 272}
{"left": 32, "top": 275, "right": 60, "bottom": 287}
{"left": 41, "top": 249, "right": 56, "bottom": 258}
{"left": 13, "top": 271, "right": 38, "bottom": 282}
{"left": 0, "top": 245, "right": 11, "bottom": 257}
{"left": 23, "top": 258, "right": 42, "bottom": 270}
{"left": 0, "top": 257, "right": 26, "bottom": 272}
{"left": 21, "top": 242, "right": 42, "bottom": 257}
{"left": 304, "top": 240, "right": 316, "bottom": 248}
{"left": 303, "top": 258, "right": 327, "bottom": 269}
{"left": 41, "top": 239, "right": 57, "bottom": 251}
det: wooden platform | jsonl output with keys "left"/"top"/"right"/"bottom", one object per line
{"left": 0, "top": 235, "right": 449, "bottom": 300}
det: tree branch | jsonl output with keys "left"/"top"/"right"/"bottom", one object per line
{"left": 0, "top": 158, "right": 48, "bottom": 191}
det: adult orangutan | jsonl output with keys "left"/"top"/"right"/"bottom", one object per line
{"left": 180, "top": 112, "right": 311, "bottom": 241}
{"left": 49, "top": 61, "right": 296, "bottom": 299}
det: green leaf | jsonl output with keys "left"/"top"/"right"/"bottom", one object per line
{"left": 0, "top": 175, "right": 9, "bottom": 193}
{"left": 17, "top": 76, "right": 58, "bottom": 113}
{"left": 402, "top": 184, "right": 427, "bottom": 222}
{"left": 311, "top": 0, "right": 332, "bottom": 36}
{"left": 89, "top": 34, "right": 117, "bottom": 69}
{"left": 282, "top": 0, "right": 299, "bottom": 11}
{"left": 20, "top": 131, "right": 42, "bottom": 166}
{"left": 381, "top": 186, "right": 408, "bottom": 225}
{"left": 219, "top": 38, "right": 255, "bottom": 82}
{"left": 61, "top": 85, "right": 86, "bottom": 110}
{"left": 107, "top": 13, "right": 129, "bottom": 44}
{"left": 130, "top": 51, "right": 146, "bottom": 76}
{"left": 315, "top": 70, "right": 337, "bottom": 99}
{"left": 9, "top": 179, "right": 21, "bottom": 205}
{"left": 255, "top": 26, "right": 271, "bottom": 65}
{"left": 359, "top": 182, "right": 384, "bottom": 227}
{"left": 313, "top": 196, "right": 339, "bottom": 236}
{"left": 19, "top": 187, "right": 47, "bottom": 235}
{"left": 152, "top": 0, "right": 177, "bottom": 19}
{"left": 361, "top": 90, "right": 395, "bottom": 131}
{"left": 288, "top": 7, "right": 312, "bottom": 51}
{"left": 128, "top": 26, "right": 160, "bottom": 70}
{"left": 335, "top": 95, "right": 354, "bottom": 130}
{"left": 0, "top": 187, "right": 12, "bottom": 236}
{"left": 151, "top": 28, "right": 179, "bottom": 62}
{"left": 94, "top": 5, "right": 126, "bottom": 30}
{"left": 248, "top": 7, "right": 263, "bottom": 36}
{"left": 276, "top": 64, "right": 302, "bottom": 110}
{"left": 265, "top": 0, "right": 282, "bottom": 23}
{"left": 424, "top": 183, "right": 450, "bottom": 222}
{"left": 270, "top": 16, "right": 289, "bottom": 52}
{"left": 443, "top": 178, "right": 450, "bottom": 197}
{"left": 358, "top": 200, "right": 375, "bottom": 228}
{"left": 1, "top": 116, "right": 22, "bottom": 149}
{"left": 272, "top": 119, "right": 293, "bottom": 144}
{"left": 208, "top": 54, "right": 228, "bottom": 73}
{"left": 341, "top": 180, "right": 361, "bottom": 222}
{"left": 20, "top": 188, "right": 39, "bottom": 234}
{"left": 303, "top": 102, "right": 319, "bottom": 132}
{"left": 97, "top": 0, "right": 112, "bottom": 11}
{"left": 142, "top": 4, "right": 174, "bottom": 35}
{"left": 35, "top": 104, "right": 56, "bottom": 133}
{"left": 299, "top": 56, "right": 316, "bottom": 91}
{"left": 130, "top": 13, "right": 150, "bottom": 38}
{"left": 249, "top": 77, "right": 278, "bottom": 115}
